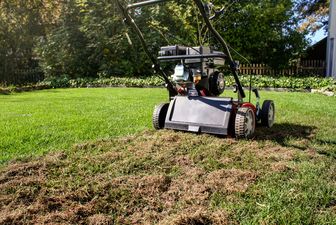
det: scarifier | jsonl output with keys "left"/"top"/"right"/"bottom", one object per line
{"left": 116, "top": 0, "right": 275, "bottom": 138}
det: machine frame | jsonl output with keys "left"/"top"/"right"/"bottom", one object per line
{"left": 116, "top": 0, "right": 275, "bottom": 138}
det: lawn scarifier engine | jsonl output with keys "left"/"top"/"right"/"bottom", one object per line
{"left": 116, "top": 0, "right": 275, "bottom": 138}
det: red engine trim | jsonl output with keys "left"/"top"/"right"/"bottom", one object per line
{"left": 241, "top": 103, "right": 257, "bottom": 113}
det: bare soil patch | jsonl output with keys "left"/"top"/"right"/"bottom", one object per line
{"left": 0, "top": 130, "right": 329, "bottom": 224}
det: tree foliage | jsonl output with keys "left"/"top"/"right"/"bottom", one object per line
{"left": 36, "top": 1, "right": 96, "bottom": 78}
{"left": 0, "top": 0, "right": 62, "bottom": 83}
{"left": 1, "top": 0, "right": 316, "bottom": 83}
{"left": 296, "top": 0, "right": 330, "bottom": 33}
{"left": 210, "top": 0, "right": 307, "bottom": 68}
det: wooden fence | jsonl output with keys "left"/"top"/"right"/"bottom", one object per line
{"left": 239, "top": 60, "right": 326, "bottom": 76}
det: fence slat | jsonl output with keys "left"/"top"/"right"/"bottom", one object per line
{"left": 238, "top": 60, "right": 325, "bottom": 76}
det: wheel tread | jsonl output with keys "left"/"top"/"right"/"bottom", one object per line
{"left": 152, "top": 103, "right": 169, "bottom": 130}
{"left": 260, "top": 100, "right": 275, "bottom": 128}
{"left": 235, "top": 107, "right": 255, "bottom": 139}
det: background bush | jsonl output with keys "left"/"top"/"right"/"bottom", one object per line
{"left": 38, "top": 75, "right": 335, "bottom": 90}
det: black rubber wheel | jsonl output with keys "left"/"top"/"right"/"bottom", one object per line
{"left": 260, "top": 100, "right": 275, "bottom": 128}
{"left": 235, "top": 107, "right": 256, "bottom": 139}
{"left": 152, "top": 103, "right": 169, "bottom": 130}
{"left": 209, "top": 71, "right": 225, "bottom": 96}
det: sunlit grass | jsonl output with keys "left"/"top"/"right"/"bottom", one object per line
{"left": 0, "top": 88, "right": 335, "bottom": 164}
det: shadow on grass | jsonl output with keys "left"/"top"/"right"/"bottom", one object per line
{"left": 255, "top": 123, "right": 316, "bottom": 150}
{"left": 255, "top": 123, "right": 335, "bottom": 158}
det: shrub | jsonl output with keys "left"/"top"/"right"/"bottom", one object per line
{"left": 40, "top": 75, "right": 71, "bottom": 88}
{"left": 2, "top": 75, "right": 335, "bottom": 94}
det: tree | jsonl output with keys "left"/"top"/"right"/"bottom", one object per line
{"left": 209, "top": 0, "right": 307, "bottom": 69}
{"left": 127, "top": 0, "right": 308, "bottom": 69}
{"left": 79, "top": 0, "right": 154, "bottom": 76}
{"left": 36, "top": 0, "right": 97, "bottom": 78}
{"left": 0, "top": 0, "right": 63, "bottom": 83}
{"left": 296, "top": 0, "right": 330, "bottom": 33}
{"left": 1, "top": 0, "right": 312, "bottom": 83}
{"left": 37, "top": 0, "right": 164, "bottom": 77}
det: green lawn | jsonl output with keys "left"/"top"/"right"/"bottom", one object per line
{"left": 1, "top": 88, "right": 335, "bottom": 164}
{"left": 0, "top": 88, "right": 167, "bottom": 164}
{"left": 0, "top": 88, "right": 335, "bottom": 224}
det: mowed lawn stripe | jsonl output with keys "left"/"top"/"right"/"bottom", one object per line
{"left": 0, "top": 88, "right": 335, "bottom": 164}
{"left": 0, "top": 88, "right": 167, "bottom": 164}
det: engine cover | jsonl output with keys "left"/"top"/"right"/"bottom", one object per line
{"left": 173, "top": 64, "right": 189, "bottom": 82}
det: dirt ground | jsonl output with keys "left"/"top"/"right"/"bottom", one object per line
{"left": 0, "top": 130, "right": 333, "bottom": 224}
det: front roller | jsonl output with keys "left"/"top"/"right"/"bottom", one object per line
{"left": 152, "top": 103, "right": 169, "bottom": 130}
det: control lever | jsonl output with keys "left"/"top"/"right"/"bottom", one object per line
{"left": 252, "top": 88, "right": 260, "bottom": 99}
{"left": 253, "top": 88, "right": 261, "bottom": 118}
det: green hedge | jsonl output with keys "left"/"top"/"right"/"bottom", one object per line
{"left": 1, "top": 75, "right": 335, "bottom": 94}
{"left": 39, "top": 75, "right": 335, "bottom": 91}
{"left": 228, "top": 76, "right": 336, "bottom": 91}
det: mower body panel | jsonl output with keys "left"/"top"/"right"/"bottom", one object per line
{"left": 164, "top": 96, "right": 233, "bottom": 135}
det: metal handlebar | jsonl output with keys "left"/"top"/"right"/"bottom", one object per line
{"left": 127, "top": 0, "right": 173, "bottom": 10}
{"left": 158, "top": 53, "right": 226, "bottom": 61}
{"left": 117, "top": 0, "right": 246, "bottom": 99}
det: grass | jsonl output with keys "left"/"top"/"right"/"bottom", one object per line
{"left": 0, "top": 88, "right": 335, "bottom": 224}
{"left": 0, "top": 88, "right": 166, "bottom": 164}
